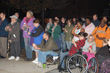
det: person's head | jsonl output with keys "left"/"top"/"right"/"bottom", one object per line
{"left": 100, "top": 20, "right": 106, "bottom": 28}
{"left": 67, "top": 19, "right": 72, "bottom": 25}
{"left": 43, "top": 31, "right": 50, "bottom": 40}
{"left": 103, "top": 39, "right": 108, "bottom": 46}
{"left": 54, "top": 17, "right": 59, "bottom": 22}
{"left": 10, "top": 15, "right": 17, "bottom": 23}
{"left": 48, "top": 18, "right": 53, "bottom": 23}
{"left": 26, "top": 10, "right": 33, "bottom": 18}
{"left": 77, "top": 21, "right": 83, "bottom": 28}
{"left": 0, "top": 12, "right": 6, "bottom": 20}
{"left": 93, "top": 14, "right": 98, "bottom": 21}
{"left": 103, "top": 16, "right": 108, "bottom": 22}
{"left": 61, "top": 17, "right": 66, "bottom": 23}
{"left": 15, "top": 12, "right": 19, "bottom": 18}
{"left": 54, "top": 19, "right": 58, "bottom": 26}
{"left": 87, "top": 34, "right": 94, "bottom": 43}
{"left": 78, "top": 32, "right": 88, "bottom": 40}
{"left": 73, "top": 18, "right": 76, "bottom": 22}
{"left": 33, "top": 19, "right": 40, "bottom": 27}
{"left": 86, "top": 17, "right": 91, "bottom": 25}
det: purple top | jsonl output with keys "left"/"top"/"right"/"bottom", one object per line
{"left": 20, "top": 17, "right": 35, "bottom": 38}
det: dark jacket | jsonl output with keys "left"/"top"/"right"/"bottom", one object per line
{"left": 60, "top": 22, "right": 66, "bottom": 32}
{"left": 8, "top": 21, "right": 20, "bottom": 42}
{"left": 92, "top": 19, "right": 100, "bottom": 27}
{"left": 30, "top": 25, "right": 44, "bottom": 45}
{"left": 0, "top": 19, "right": 9, "bottom": 37}
{"left": 37, "top": 37, "right": 58, "bottom": 52}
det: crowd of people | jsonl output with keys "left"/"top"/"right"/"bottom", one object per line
{"left": 0, "top": 10, "right": 110, "bottom": 72}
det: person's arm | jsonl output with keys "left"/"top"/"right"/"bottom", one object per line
{"left": 105, "top": 27, "right": 110, "bottom": 39}
{"left": 92, "top": 27, "right": 98, "bottom": 39}
{"left": 71, "top": 25, "right": 77, "bottom": 35}
{"left": 92, "top": 42, "right": 96, "bottom": 53}
{"left": 20, "top": 18, "right": 25, "bottom": 30}
{"left": 30, "top": 26, "right": 44, "bottom": 37}
{"left": 76, "top": 40, "right": 85, "bottom": 50}
{"left": 40, "top": 39, "right": 54, "bottom": 51}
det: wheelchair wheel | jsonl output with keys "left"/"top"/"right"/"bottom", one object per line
{"left": 87, "top": 57, "right": 99, "bottom": 73}
{"left": 67, "top": 54, "right": 88, "bottom": 73}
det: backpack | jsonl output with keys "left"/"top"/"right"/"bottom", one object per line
{"left": 99, "top": 59, "right": 110, "bottom": 73}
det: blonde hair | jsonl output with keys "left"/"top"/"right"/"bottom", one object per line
{"left": 27, "top": 10, "right": 33, "bottom": 17}
{"left": 87, "top": 34, "right": 95, "bottom": 43}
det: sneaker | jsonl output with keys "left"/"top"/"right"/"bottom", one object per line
{"left": 32, "top": 58, "right": 38, "bottom": 64}
{"left": 15, "top": 56, "right": 20, "bottom": 61}
{"left": 8, "top": 56, "right": 15, "bottom": 60}
{"left": 38, "top": 62, "right": 43, "bottom": 68}
{"left": 53, "top": 56, "right": 58, "bottom": 61}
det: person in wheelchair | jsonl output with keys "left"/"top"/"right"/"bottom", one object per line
{"left": 32, "top": 31, "right": 59, "bottom": 67}
{"left": 59, "top": 32, "right": 88, "bottom": 70}
{"left": 95, "top": 39, "right": 110, "bottom": 67}
{"left": 82, "top": 34, "right": 96, "bottom": 61}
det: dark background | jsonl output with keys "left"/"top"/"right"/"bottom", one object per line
{"left": 0, "top": 0, "right": 110, "bottom": 19}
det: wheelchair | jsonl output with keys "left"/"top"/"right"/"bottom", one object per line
{"left": 60, "top": 49, "right": 99, "bottom": 73}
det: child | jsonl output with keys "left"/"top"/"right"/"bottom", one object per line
{"left": 28, "top": 19, "right": 44, "bottom": 64}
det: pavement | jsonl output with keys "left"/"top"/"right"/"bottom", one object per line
{"left": 0, "top": 58, "right": 58, "bottom": 73}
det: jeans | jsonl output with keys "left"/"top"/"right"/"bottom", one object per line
{"left": 66, "top": 41, "right": 72, "bottom": 50}
{"left": 38, "top": 51, "right": 58, "bottom": 64}
{"left": 60, "top": 33, "right": 66, "bottom": 50}
{"left": 60, "top": 51, "right": 69, "bottom": 68}
{"left": 24, "top": 37, "right": 32, "bottom": 59}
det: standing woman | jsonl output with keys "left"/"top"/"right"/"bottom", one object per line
{"left": 72, "top": 21, "right": 85, "bottom": 42}
{"left": 21, "top": 11, "right": 35, "bottom": 61}
{"left": 64, "top": 19, "right": 74, "bottom": 50}
{"left": 51, "top": 20, "right": 61, "bottom": 41}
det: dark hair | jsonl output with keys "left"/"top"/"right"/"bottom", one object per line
{"left": 15, "top": 12, "right": 19, "bottom": 15}
{"left": 86, "top": 17, "right": 91, "bottom": 22}
{"left": 78, "top": 32, "right": 88, "bottom": 38}
{"left": 44, "top": 31, "right": 50, "bottom": 38}
{"left": 1, "top": 12, "right": 6, "bottom": 16}
{"left": 68, "top": 19, "right": 72, "bottom": 24}
{"left": 33, "top": 19, "right": 40, "bottom": 24}
{"left": 94, "top": 14, "right": 98, "bottom": 18}
{"left": 77, "top": 20, "right": 83, "bottom": 26}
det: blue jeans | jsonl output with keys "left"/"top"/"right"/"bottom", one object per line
{"left": 24, "top": 37, "right": 32, "bottom": 59}
{"left": 60, "top": 51, "right": 69, "bottom": 68}
{"left": 60, "top": 33, "right": 66, "bottom": 50}
{"left": 66, "top": 41, "right": 72, "bottom": 50}
{"left": 38, "top": 51, "right": 58, "bottom": 64}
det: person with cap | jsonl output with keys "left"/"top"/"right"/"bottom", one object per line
{"left": 5, "top": 15, "right": 20, "bottom": 61}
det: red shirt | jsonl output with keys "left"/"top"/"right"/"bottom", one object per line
{"left": 69, "top": 39, "right": 85, "bottom": 56}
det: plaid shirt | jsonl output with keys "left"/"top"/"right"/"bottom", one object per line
{"left": 69, "top": 39, "right": 85, "bottom": 56}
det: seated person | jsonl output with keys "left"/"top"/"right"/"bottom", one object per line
{"left": 95, "top": 39, "right": 110, "bottom": 67}
{"left": 33, "top": 31, "right": 59, "bottom": 67}
{"left": 28, "top": 19, "right": 44, "bottom": 64}
{"left": 59, "top": 32, "right": 88, "bottom": 69}
{"left": 82, "top": 34, "right": 96, "bottom": 61}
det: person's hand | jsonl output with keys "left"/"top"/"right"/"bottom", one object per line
{"left": 22, "top": 27, "right": 24, "bottom": 30}
{"left": 8, "top": 40, "right": 12, "bottom": 43}
{"left": 9, "top": 28, "right": 12, "bottom": 31}
{"left": 96, "top": 35, "right": 101, "bottom": 40}
{"left": 75, "top": 25, "right": 77, "bottom": 28}
{"left": 64, "top": 29, "right": 68, "bottom": 32}
{"left": 62, "top": 28, "right": 65, "bottom": 30}
{"left": 28, "top": 32, "right": 31, "bottom": 35}
{"left": 32, "top": 43, "right": 38, "bottom": 49}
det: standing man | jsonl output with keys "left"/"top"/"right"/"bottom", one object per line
{"left": 92, "top": 14, "right": 100, "bottom": 27}
{"left": 5, "top": 15, "right": 20, "bottom": 61}
{"left": 15, "top": 12, "right": 21, "bottom": 23}
{"left": 0, "top": 12, "right": 9, "bottom": 58}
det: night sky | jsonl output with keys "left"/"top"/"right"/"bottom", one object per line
{"left": 0, "top": 0, "right": 110, "bottom": 18}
